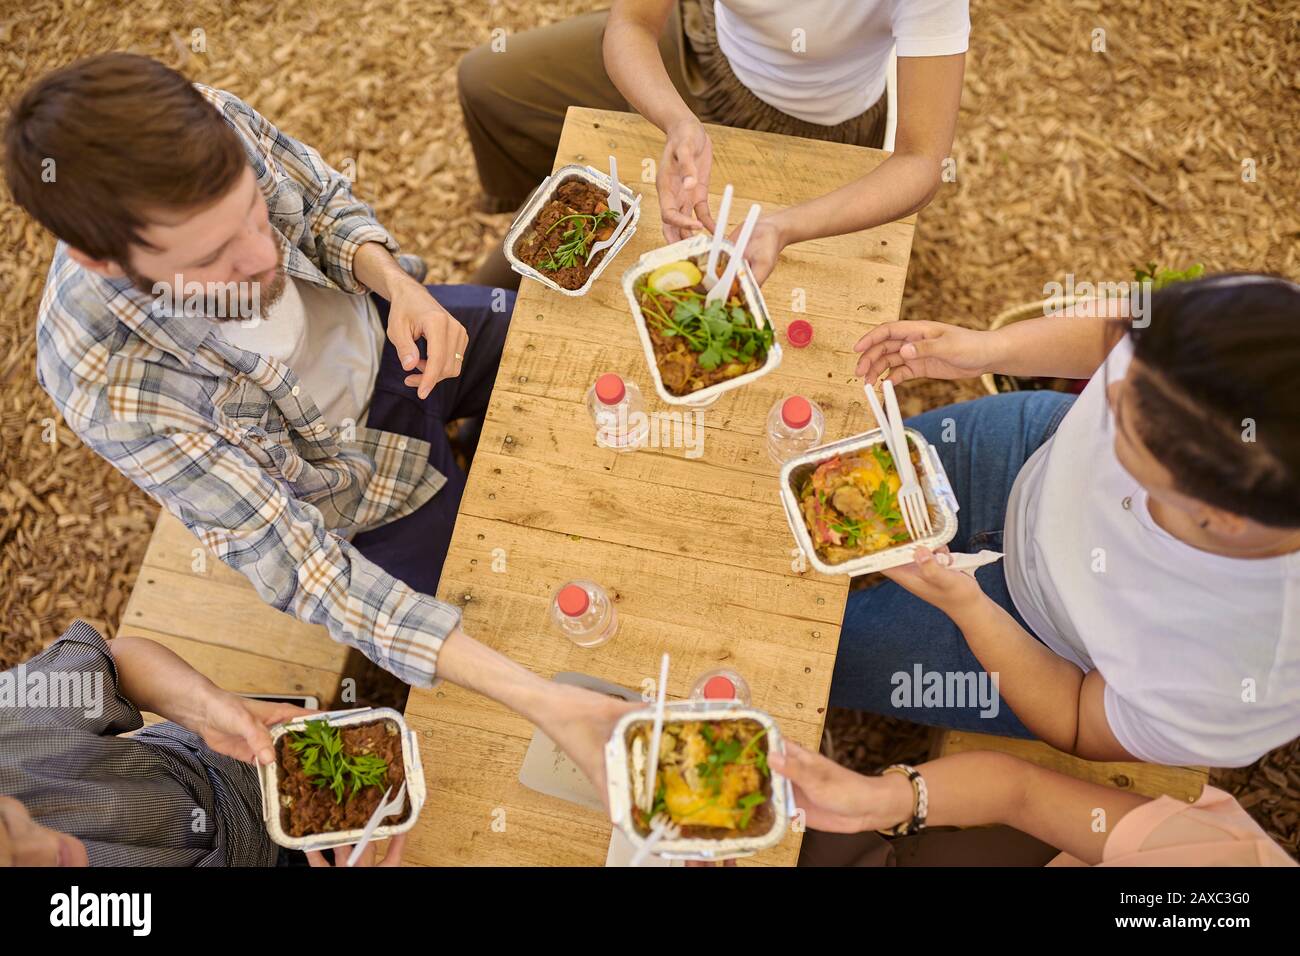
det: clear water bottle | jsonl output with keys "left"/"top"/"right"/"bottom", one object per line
{"left": 586, "top": 373, "right": 648, "bottom": 452}
{"left": 550, "top": 580, "right": 619, "bottom": 648}
{"left": 767, "top": 395, "right": 824, "bottom": 464}
{"left": 690, "top": 668, "right": 752, "bottom": 706}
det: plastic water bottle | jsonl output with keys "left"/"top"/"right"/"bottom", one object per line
{"left": 766, "top": 395, "right": 824, "bottom": 464}
{"left": 586, "top": 373, "right": 648, "bottom": 452}
{"left": 551, "top": 580, "right": 619, "bottom": 648}
{"left": 690, "top": 668, "right": 752, "bottom": 706}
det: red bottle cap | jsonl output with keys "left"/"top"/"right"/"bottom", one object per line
{"left": 782, "top": 396, "right": 813, "bottom": 430}
{"left": 702, "top": 675, "right": 737, "bottom": 700}
{"left": 786, "top": 320, "right": 813, "bottom": 348}
{"left": 594, "top": 373, "right": 625, "bottom": 405}
{"left": 556, "top": 584, "right": 590, "bottom": 617}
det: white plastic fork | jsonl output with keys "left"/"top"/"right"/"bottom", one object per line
{"left": 881, "top": 379, "right": 934, "bottom": 538}
{"left": 705, "top": 203, "right": 761, "bottom": 305}
{"left": 703, "top": 184, "right": 735, "bottom": 286}
{"left": 603, "top": 154, "right": 624, "bottom": 218}
{"left": 641, "top": 653, "right": 670, "bottom": 813}
{"left": 630, "top": 813, "right": 682, "bottom": 867}
{"left": 862, "top": 382, "right": 905, "bottom": 483}
{"left": 345, "top": 780, "right": 407, "bottom": 868}
{"left": 586, "top": 194, "right": 641, "bottom": 266}
{"left": 584, "top": 155, "right": 633, "bottom": 266}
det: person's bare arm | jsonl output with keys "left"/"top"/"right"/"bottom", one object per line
{"left": 773, "top": 744, "right": 1150, "bottom": 864}
{"left": 944, "top": 580, "right": 1136, "bottom": 759}
{"left": 771, "top": 55, "right": 963, "bottom": 247}
{"left": 605, "top": 0, "right": 717, "bottom": 240}
{"left": 729, "top": 55, "right": 963, "bottom": 281}
{"left": 883, "top": 549, "right": 1137, "bottom": 761}
{"left": 433, "top": 630, "right": 638, "bottom": 795}
{"left": 854, "top": 299, "right": 1127, "bottom": 383}
{"left": 604, "top": 0, "right": 694, "bottom": 132}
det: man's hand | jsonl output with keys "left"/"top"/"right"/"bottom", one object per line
{"left": 534, "top": 684, "right": 641, "bottom": 803}
{"left": 192, "top": 692, "right": 317, "bottom": 767}
{"left": 854, "top": 320, "right": 996, "bottom": 382}
{"left": 307, "top": 834, "right": 407, "bottom": 868}
{"left": 386, "top": 280, "right": 470, "bottom": 400}
{"left": 768, "top": 741, "right": 912, "bottom": 834}
{"left": 881, "top": 545, "right": 987, "bottom": 621}
{"left": 659, "top": 118, "right": 714, "bottom": 242}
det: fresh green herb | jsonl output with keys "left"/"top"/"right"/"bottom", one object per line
{"left": 697, "top": 735, "right": 746, "bottom": 794}
{"left": 736, "top": 792, "right": 766, "bottom": 829}
{"left": 538, "top": 209, "right": 620, "bottom": 271}
{"left": 1134, "top": 261, "right": 1205, "bottom": 291}
{"left": 287, "top": 720, "right": 389, "bottom": 804}
{"left": 652, "top": 779, "right": 667, "bottom": 819}
{"left": 830, "top": 516, "right": 865, "bottom": 546}
{"left": 637, "top": 281, "right": 773, "bottom": 370}
{"left": 871, "top": 444, "right": 894, "bottom": 473}
{"left": 871, "top": 480, "right": 903, "bottom": 526}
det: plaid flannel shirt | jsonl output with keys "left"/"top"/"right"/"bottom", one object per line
{"left": 34, "top": 85, "right": 460, "bottom": 687}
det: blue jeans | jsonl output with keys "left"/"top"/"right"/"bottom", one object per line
{"left": 828, "top": 390, "right": 1076, "bottom": 737}
{"left": 352, "top": 285, "right": 514, "bottom": 597}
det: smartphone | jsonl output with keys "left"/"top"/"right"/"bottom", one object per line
{"left": 240, "top": 692, "right": 320, "bottom": 709}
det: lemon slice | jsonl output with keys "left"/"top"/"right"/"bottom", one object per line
{"left": 647, "top": 260, "right": 702, "bottom": 292}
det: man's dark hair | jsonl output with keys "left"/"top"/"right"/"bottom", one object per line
{"left": 3, "top": 52, "right": 247, "bottom": 264}
{"left": 1128, "top": 273, "right": 1300, "bottom": 527}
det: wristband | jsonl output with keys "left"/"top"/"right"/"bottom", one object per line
{"left": 877, "top": 763, "right": 928, "bottom": 837}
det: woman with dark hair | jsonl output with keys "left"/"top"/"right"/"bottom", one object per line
{"left": 831, "top": 274, "right": 1300, "bottom": 769}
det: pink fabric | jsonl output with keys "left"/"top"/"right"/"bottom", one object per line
{"left": 1050, "top": 786, "right": 1297, "bottom": 867}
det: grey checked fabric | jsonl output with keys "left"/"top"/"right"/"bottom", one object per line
{"left": 34, "top": 85, "right": 461, "bottom": 687}
{"left": 0, "top": 622, "right": 276, "bottom": 867}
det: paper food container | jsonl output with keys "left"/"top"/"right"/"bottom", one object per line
{"left": 504, "top": 163, "right": 641, "bottom": 296}
{"left": 622, "top": 234, "right": 782, "bottom": 406}
{"left": 779, "top": 428, "right": 959, "bottom": 576}
{"left": 258, "top": 706, "right": 426, "bottom": 853}
{"left": 604, "top": 700, "right": 793, "bottom": 862}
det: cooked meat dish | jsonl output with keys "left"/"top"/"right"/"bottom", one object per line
{"left": 626, "top": 718, "right": 773, "bottom": 839}
{"left": 795, "top": 444, "right": 928, "bottom": 563}
{"left": 512, "top": 178, "right": 620, "bottom": 290}
{"left": 634, "top": 255, "right": 772, "bottom": 396}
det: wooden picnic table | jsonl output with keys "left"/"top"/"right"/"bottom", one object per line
{"left": 402, "top": 107, "right": 916, "bottom": 866}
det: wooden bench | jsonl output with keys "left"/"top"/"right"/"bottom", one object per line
{"left": 118, "top": 512, "right": 350, "bottom": 707}
{"left": 935, "top": 729, "right": 1209, "bottom": 802}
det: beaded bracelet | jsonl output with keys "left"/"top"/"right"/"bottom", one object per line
{"left": 877, "top": 763, "right": 929, "bottom": 837}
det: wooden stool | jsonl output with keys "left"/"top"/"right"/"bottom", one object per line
{"left": 118, "top": 513, "right": 350, "bottom": 709}
{"left": 933, "top": 729, "right": 1209, "bottom": 802}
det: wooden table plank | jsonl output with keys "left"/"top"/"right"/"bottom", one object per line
{"left": 403, "top": 108, "right": 915, "bottom": 867}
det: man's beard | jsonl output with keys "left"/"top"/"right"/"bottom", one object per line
{"left": 129, "top": 247, "right": 286, "bottom": 323}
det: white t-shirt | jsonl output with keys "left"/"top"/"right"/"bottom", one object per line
{"left": 1005, "top": 338, "right": 1300, "bottom": 768}
{"left": 219, "top": 277, "right": 384, "bottom": 428}
{"left": 712, "top": 0, "right": 970, "bottom": 126}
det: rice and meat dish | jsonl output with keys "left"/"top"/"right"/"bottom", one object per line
{"left": 796, "top": 444, "right": 921, "bottom": 564}
{"left": 512, "top": 178, "right": 620, "bottom": 290}
{"left": 634, "top": 256, "right": 772, "bottom": 396}
{"left": 626, "top": 718, "right": 772, "bottom": 839}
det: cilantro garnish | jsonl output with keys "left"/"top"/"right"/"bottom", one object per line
{"left": 538, "top": 209, "right": 620, "bottom": 271}
{"left": 637, "top": 281, "right": 772, "bottom": 370}
{"left": 287, "top": 720, "right": 389, "bottom": 804}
